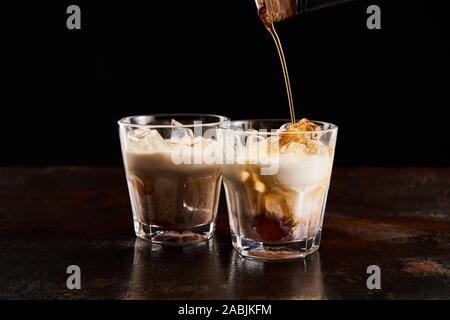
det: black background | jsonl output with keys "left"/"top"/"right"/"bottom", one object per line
{"left": 2, "top": 0, "right": 449, "bottom": 166}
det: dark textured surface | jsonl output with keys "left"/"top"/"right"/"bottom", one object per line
{"left": 0, "top": 167, "right": 449, "bottom": 299}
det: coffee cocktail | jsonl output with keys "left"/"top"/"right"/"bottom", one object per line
{"left": 221, "top": 119, "right": 337, "bottom": 260}
{"left": 119, "top": 114, "right": 228, "bottom": 245}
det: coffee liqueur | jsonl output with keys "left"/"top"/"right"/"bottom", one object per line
{"left": 257, "top": 0, "right": 296, "bottom": 123}
{"left": 255, "top": 0, "right": 353, "bottom": 123}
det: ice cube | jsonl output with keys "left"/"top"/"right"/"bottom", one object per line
{"left": 128, "top": 128, "right": 152, "bottom": 142}
{"left": 246, "top": 134, "right": 267, "bottom": 161}
{"left": 182, "top": 175, "right": 217, "bottom": 224}
{"left": 143, "top": 130, "right": 171, "bottom": 153}
{"left": 265, "top": 136, "right": 280, "bottom": 155}
{"left": 264, "top": 192, "right": 289, "bottom": 221}
{"left": 241, "top": 171, "right": 250, "bottom": 182}
{"left": 277, "top": 122, "right": 291, "bottom": 133}
{"left": 290, "top": 184, "right": 328, "bottom": 239}
{"left": 170, "top": 119, "right": 194, "bottom": 145}
{"left": 254, "top": 180, "right": 266, "bottom": 193}
{"left": 223, "top": 131, "right": 246, "bottom": 164}
{"left": 201, "top": 138, "right": 219, "bottom": 164}
{"left": 171, "top": 119, "right": 184, "bottom": 127}
{"left": 193, "top": 136, "right": 204, "bottom": 145}
{"left": 263, "top": 186, "right": 297, "bottom": 220}
{"left": 128, "top": 129, "right": 170, "bottom": 153}
{"left": 171, "top": 131, "right": 194, "bottom": 143}
{"left": 279, "top": 118, "right": 322, "bottom": 153}
{"left": 280, "top": 141, "right": 307, "bottom": 154}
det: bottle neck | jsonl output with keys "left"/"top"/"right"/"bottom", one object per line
{"left": 255, "top": 0, "right": 355, "bottom": 24}
{"left": 298, "top": 0, "right": 354, "bottom": 14}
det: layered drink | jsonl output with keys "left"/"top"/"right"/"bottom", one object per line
{"left": 221, "top": 119, "right": 337, "bottom": 260}
{"left": 119, "top": 114, "right": 228, "bottom": 245}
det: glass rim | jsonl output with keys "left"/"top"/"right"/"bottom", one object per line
{"left": 118, "top": 113, "right": 230, "bottom": 129}
{"left": 218, "top": 119, "right": 338, "bottom": 135}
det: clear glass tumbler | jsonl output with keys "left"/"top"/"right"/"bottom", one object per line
{"left": 118, "top": 114, "right": 229, "bottom": 245}
{"left": 220, "top": 119, "right": 338, "bottom": 260}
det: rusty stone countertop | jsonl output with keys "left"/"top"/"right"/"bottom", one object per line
{"left": 0, "top": 167, "right": 449, "bottom": 299}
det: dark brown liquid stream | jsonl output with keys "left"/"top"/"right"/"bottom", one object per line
{"left": 259, "top": 6, "right": 296, "bottom": 124}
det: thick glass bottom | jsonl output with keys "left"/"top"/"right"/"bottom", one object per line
{"left": 134, "top": 219, "right": 215, "bottom": 246}
{"left": 231, "top": 230, "right": 322, "bottom": 261}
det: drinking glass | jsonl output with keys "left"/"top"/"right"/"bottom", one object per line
{"left": 220, "top": 119, "right": 337, "bottom": 260}
{"left": 119, "top": 114, "right": 229, "bottom": 245}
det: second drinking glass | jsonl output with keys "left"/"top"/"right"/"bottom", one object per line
{"left": 119, "top": 114, "right": 229, "bottom": 245}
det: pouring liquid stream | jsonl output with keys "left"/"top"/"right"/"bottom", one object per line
{"left": 259, "top": 6, "right": 296, "bottom": 124}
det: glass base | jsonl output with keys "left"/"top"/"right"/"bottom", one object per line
{"left": 231, "top": 230, "right": 322, "bottom": 261}
{"left": 134, "top": 220, "right": 215, "bottom": 246}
